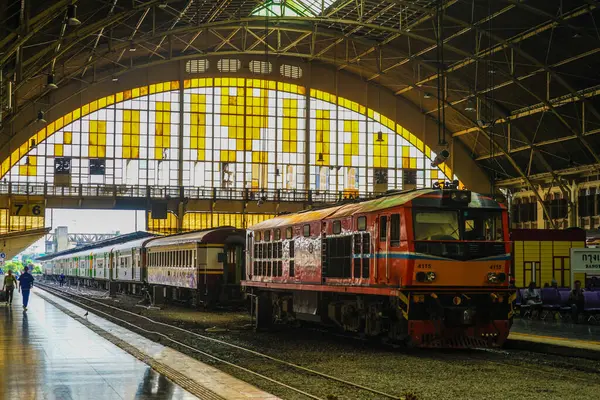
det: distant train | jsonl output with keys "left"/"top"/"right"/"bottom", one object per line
{"left": 243, "top": 184, "right": 515, "bottom": 348}
{"left": 41, "top": 227, "right": 246, "bottom": 306}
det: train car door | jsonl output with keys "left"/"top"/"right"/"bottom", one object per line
{"left": 224, "top": 244, "right": 243, "bottom": 285}
{"left": 376, "top": 214, "right": 391, "bottom": 283}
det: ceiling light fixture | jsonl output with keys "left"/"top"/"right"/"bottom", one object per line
{"left": 112, "top": 76, "right": 119, "bottom": 82}
{"left": 423, "top": 92, "right": 432, "bottom": 99}
{"left": 37, "top": 111, "right": 47, "bottom": 123}
{"left": 67, "top": 4, "right": 81, "bottom": 26}
{"left": 46, "top": 74, "right": 58, "bottom": 90}
{"left": 129, "top": 41, "right": 136, "bottom": 52}
{"left": 158, "top": 1, "right": 168, "bottom": 9}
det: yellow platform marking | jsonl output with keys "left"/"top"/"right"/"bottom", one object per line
{"left": 509, "top": 332, "right": 600, "bottom": 350}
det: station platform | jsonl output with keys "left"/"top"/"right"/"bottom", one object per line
{"left": 0, "top": 288, "right": 278, "bottom": 400}
{"left": 508, "top": 318, "right": 600, "bottom": 355}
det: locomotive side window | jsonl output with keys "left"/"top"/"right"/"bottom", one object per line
{"left": 286, "top": 227, "right": 293, "bottom": 239}
{"left": 256, "top": 231, "right": 262, "bottom": 241}
{"left": 303, "top": 224, "right": 311, "bottom": 237}
{"left": 357, "top": 216, "right": 367, "bottom": 231}
{"left": 379, "top": 216, "right": 388, "bottom": 241}
{"left": 289, "top": 241, "right": 295, "bottom": 277}
{"left": 390, "top": 214, "right": 401, "bottom": 247}
{"left": 265, "top": 230, "right": 271, "bottom": 241}
{"left": 333, "top": 220, "right": 341, "bottom": 234}
{"left": 274, "top": 229, "right": 281, "bottom": 240}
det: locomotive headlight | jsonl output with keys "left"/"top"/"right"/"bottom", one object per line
{"left": 487, "top": 272, "right": 506, "bottom": 284}
{"left": 487, "top": 272, "right": 499, "bottom": 283}
{"left": 416, "top": 271, "right": 437, "bottom": 283}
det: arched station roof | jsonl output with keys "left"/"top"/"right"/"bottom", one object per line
{"left": 0, "top": 0, "right": 599, "bottom": 191}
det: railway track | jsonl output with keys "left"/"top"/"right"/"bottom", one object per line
{"left": 36, "top": 282, "right": 403, "bottom": 400}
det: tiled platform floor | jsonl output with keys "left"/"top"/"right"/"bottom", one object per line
{"left": 0, "top": 288, "right": 198, "bottom": 400}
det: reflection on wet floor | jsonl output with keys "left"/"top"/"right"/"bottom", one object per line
{"left": 0, "top": 290, "right": 198, "bottom": 400}
{"left": 511, "top": 317, "right": 600, "bottom": 341}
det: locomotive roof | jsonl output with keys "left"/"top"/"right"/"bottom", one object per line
{"left": 145, "top": 226, "right": 244, "bottom": 248}
{"left": 250, "top": 189, "right": 503, "bottom": 230}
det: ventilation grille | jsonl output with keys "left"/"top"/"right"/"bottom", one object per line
{"left": 280, "top": 64, "right": 302, "bottom": 79}
{"left": 217, "top": 59, "right": 241, "bottom": 72}
{"left": 249, "top": 60, "right": 272, "bottom": 74}
{"left": 185, "top": 59, "right": 209, "bottom": 73}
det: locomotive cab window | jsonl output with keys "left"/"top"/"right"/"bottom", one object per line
{"left": 274, "top": 229, "right": 281, "bottom": 241}
{"left": 333, "top": 220, "right": 341, "bottom": 234}
{"left": 357, "top": 216, "right": 367, "bottom": 231}
{"left": 414, "top": 211, "right": 459, "bottom": 241}
{"left": 303, "top": 224, "right": 311, "bottom": 237}
{"left": 463, "top": 210, "right": 504, "bottom": 241}
{"left": 255, "top": 231, "right": 262, "bottom": 241}
{"left": 286, "top": 227, "right": 293, "bottom": 239}
{"left": 265, "top": 230, "right": 271, "bottom": 241}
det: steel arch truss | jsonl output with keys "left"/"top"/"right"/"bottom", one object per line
{"left": 1, "top": 0, "right": 600, "bottom": 193}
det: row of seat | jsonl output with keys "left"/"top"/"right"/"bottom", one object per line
{"left": 515, "top": 288, "right": 600, "bottom": 322}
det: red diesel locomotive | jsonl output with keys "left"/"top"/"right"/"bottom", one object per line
{"left": 242, "top": 184, "right": 515, "bottom": 348}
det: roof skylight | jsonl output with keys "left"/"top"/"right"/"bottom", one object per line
{"left": 252, "top": 0, "right": 335, "bottom": 17}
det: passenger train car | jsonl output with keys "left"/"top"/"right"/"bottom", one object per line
{"left": 41, "top": 227, "right": 246, "bottom": 306}
{"left": 243, "top": 183, "right": 515, "bottom": 348}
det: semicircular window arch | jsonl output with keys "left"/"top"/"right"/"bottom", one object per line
{"left": 3, "top": 77, "right": 458, "bottom": 193}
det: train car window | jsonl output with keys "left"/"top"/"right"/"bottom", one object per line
{"left": 379, "top": 216, "right": 388, "bottom": 241}
{"left": 265, "top": 230, "right": 271, "bottom": 241}
{"left": 274, "top": 229, "right": 281, "bottom": 240}
{"left": 289, "top": 260, "right": 295, "bottom": 277}
{"left": 286, "top": 227, "right": 293, "bottom": 239}
{"left": 254, "top": 243, "right": 259, "bottom": 258}
{"left": 253, "top": 261, "right": 258, "bottom": 276}
{"left": 303, "top": 224, "right": 311, "bottom": 237}
{"left": 390, "top": 214, "right": 401, "bottom": 246}
{"left": 289, "top": 241, "right": 295, "bottom": 258}
{"left": 357, "top": 216, "right": 367, "bottom": 231}
{"left": 278, "top": 261, "right": 283, "bottom": 277}
{"left": 255, "top": 231, "right": 262, "bottom": 241}
{"left": 278, "top": 242, "right": 283, "bottom": 258}
{"left": 267, "top": 243, "right": 273, "bottom": 258}
{"left": 333, "top": 220, "right": 341, "bottom": 234}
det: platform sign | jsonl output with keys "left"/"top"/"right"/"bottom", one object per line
{"left": 10, "top": 197, "right": 45, "bottom": 217}
{"left": 570, "top": 248, "right": 600, "bottom": 288}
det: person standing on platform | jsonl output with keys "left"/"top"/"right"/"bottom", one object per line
{"left": 569, "top": 280, "right": 585, "bottom": 323}
{"left": 60, "top": 273, "right": 65, "bottom": 287}
{"left": 18, "top": 266, "right": 35, "bottom": 311}
{"left": 2, "top": 269, "right": 17, "bottom": 305}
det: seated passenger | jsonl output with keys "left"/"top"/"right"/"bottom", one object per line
{"left": 523, "top": 282, "right": 542, "bottom": 306}
{"left": 551, "top": 279, "right": 558, "bottom": 289}
{"left": 569, "top": 280, "right": 585, "bottom": 323}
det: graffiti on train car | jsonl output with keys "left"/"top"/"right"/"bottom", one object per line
{"left": 148, "top": 267, "right": 198, "bottom": 289}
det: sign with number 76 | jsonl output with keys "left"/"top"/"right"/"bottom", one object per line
{"left": 10, "top": 201, "right": 45, "bottom": 217}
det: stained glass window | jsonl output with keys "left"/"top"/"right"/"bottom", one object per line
{"left": 2, "top": 78, "right": 458, "bottom": 194}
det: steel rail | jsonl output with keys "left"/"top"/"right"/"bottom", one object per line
{"left": 37, "top": 283, "right": 402, "bottom": 400}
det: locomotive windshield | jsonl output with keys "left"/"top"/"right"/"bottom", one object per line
{"left": 414, "top": 209, "right": 503, "bottom": 241}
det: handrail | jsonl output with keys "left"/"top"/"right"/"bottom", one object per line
{"left": 0, "top": 182, "right": 376, "bottom": 203}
